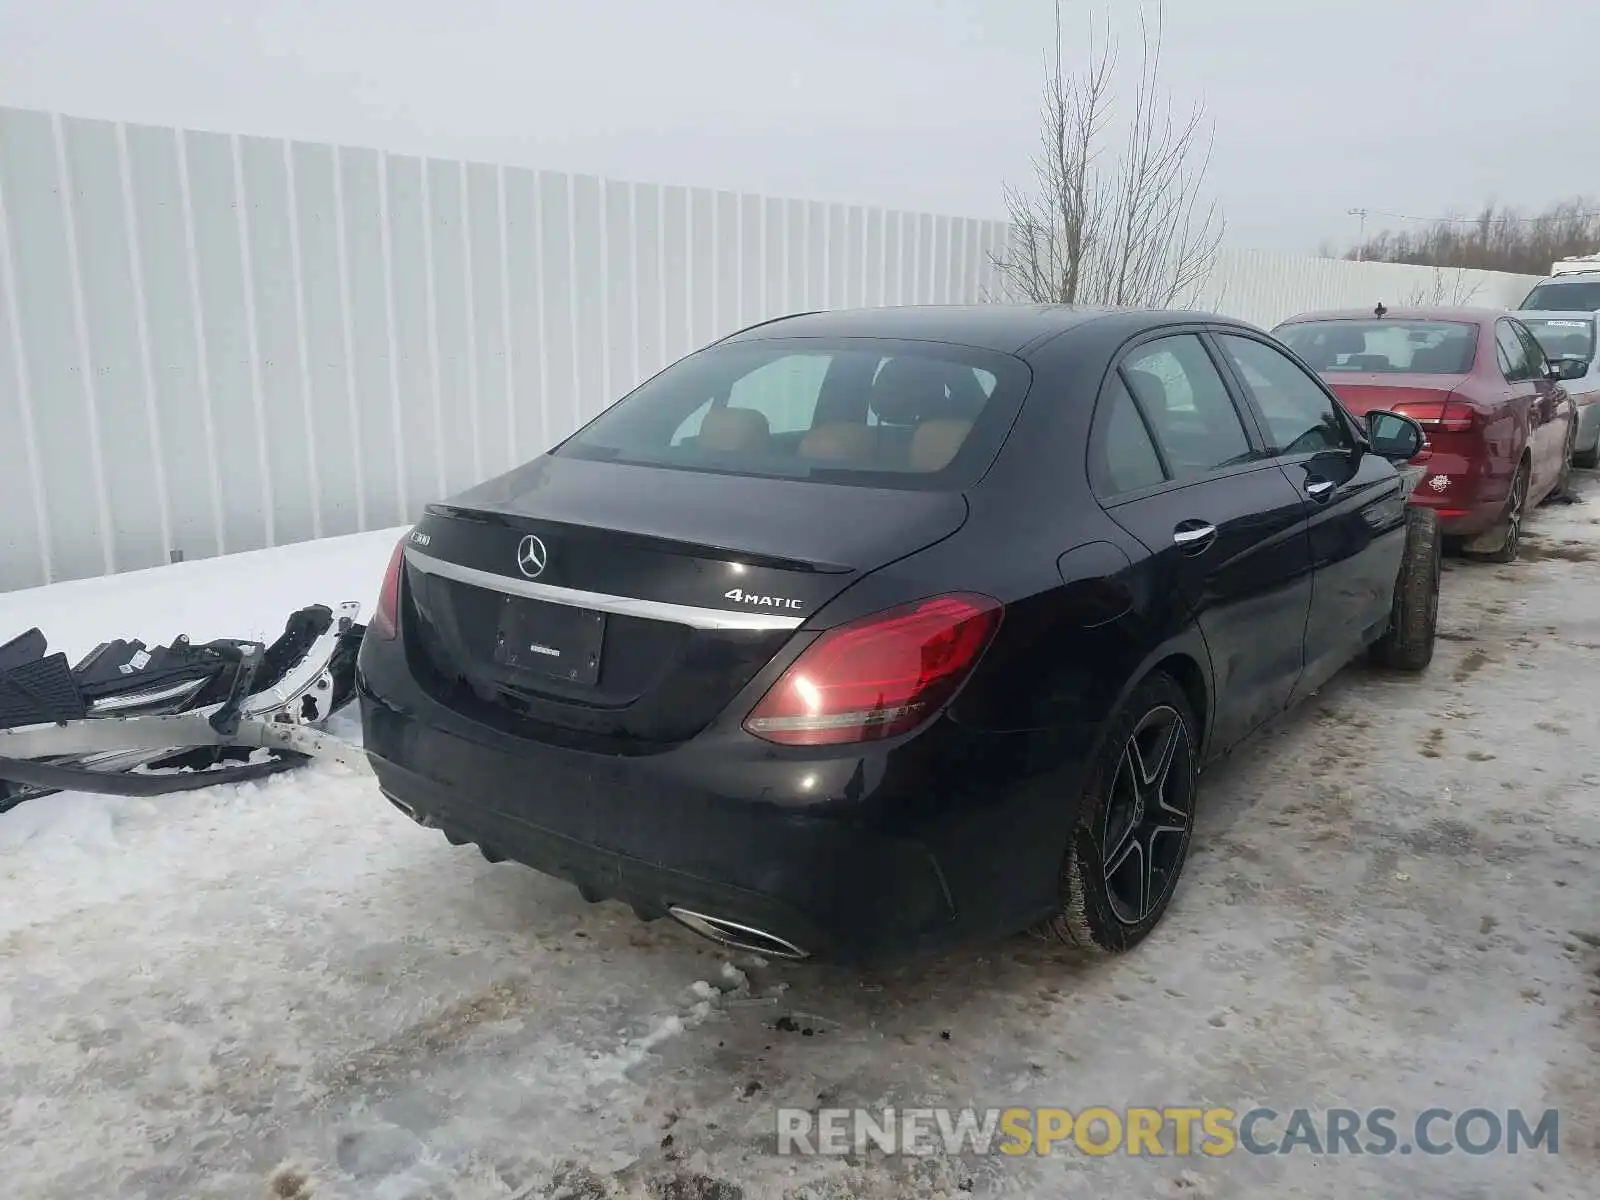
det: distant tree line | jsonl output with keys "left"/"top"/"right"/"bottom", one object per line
{"left": 1341, "top": 196, "right": 1600, "bottom": 276}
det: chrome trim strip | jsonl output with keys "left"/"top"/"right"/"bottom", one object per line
{"left": 404, "top": 548, "right": 806, "bottom": 631}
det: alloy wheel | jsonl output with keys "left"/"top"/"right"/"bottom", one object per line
{"left": 1100, "top": 705, "right": 1194, "bottom": 926}
{"left": 1504, "top": 462, "right": 1528, "bottom": 557}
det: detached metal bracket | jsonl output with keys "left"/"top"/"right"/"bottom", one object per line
{"left": 0, "top": 711, "right": 371, "bottom": 773}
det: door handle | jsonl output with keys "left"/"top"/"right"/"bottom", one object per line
{"left": 1305, "top": 479, "right": 1335, "bottom": 500}
{"left": 1173, "top": 522, "right": 1217, "bottom": 548}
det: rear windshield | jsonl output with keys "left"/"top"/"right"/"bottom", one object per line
{"left": 552, "top": 337, "right": 1030, "bottom": 490}
{"left": 1274, "top": 319, "right": 1477, "bottom": 374}
{"left": 1522, "top": 316, "right": 1597, "bottom": 362}
{"left": 1521, "top": 280, "right": 1600, "bottom": 311}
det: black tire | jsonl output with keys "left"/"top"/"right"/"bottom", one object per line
{"left": 1576, "top": 443, "right": 1598, "bottom": 470}
{"left": 1036, "top": 670, "right": 1198, "bottom": 956}
{"left": 1465, "top": 456, "right": 1529, "bottom": 564}
{"left": 1369, "top": 505, "right": 1441, "bottom": 672}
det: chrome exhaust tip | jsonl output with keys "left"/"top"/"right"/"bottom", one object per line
{"left": 381, "top": 789, "right": 433, "bottom": 828}
{"left": 667, "top": 906, "right": 809, "bottom": 960}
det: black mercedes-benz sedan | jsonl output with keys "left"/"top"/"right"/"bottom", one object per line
{"left": 356, "top": 304, "right": 1439, "bottom": 965}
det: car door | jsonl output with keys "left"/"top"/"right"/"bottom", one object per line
{"left": 1510, "top": 317, "right": 1570, "bottom": 493}
{"left": 1210, "top": 329, "right": 1409, "bottom": 704}
{"left": 1090, "top": 330, "right": 1313, "bottom": 758}
{"left": 1493, "top": 318, "right": 1542, "bottom": 490}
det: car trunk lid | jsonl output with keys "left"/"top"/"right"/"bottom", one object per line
{"left": 1322, "top": 372, "right": 1469, "bottom": 418}
{"left": 399, "top": 455, "right": 969, "bottom": 751}
{"left": 1324, "top": 373, "right": 1479, "bottom": 457}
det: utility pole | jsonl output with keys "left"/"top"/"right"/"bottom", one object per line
{"left": 1348, "top": 208, "right": 1369, "bottom": 260}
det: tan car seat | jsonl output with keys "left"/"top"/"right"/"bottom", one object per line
{"left": 908, "top": 419, "right": 972, "bottom": 471}
{"left": 696, "top": 406, "right": 772, "bottom": 453}
{"left": 798, "top": 422, "right": 874, "bottom": 464}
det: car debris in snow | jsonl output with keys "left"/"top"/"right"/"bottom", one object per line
{"left": 1, "top": 601, "right": 369, "bottom": 811}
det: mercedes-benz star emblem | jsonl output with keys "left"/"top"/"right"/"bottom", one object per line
{"left": 516, "top": 534, "right": 549, "bottom": 579}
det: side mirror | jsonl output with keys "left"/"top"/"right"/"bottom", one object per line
{"left": 1554, "top": 356, "right": 1589, "bottom": 381}
{"left": 1365, "top": 410, "right": 1426, "bottom": 462}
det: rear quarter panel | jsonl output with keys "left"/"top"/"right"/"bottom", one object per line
{"left": 936, "top": 319, "right": 1217, "bottom": 745}
{"left": 840, "top": 477, "right": 1214, "bottom": 941}
{"left": 1465, "top": 377, "right": 1526, "bottom": 505}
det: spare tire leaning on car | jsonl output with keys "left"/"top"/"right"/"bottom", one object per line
{"left": 1369, "top": 505, "right": 1442, "bottom": 672}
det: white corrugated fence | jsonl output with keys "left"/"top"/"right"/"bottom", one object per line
{"left": 0, "top": 104, "right": 1544, "bottom": 593}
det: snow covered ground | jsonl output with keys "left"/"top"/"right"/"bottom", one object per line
{"left": 3, "top": 487, "right": 1600, "bottom": 1200}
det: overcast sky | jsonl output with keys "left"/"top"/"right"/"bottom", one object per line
{"left": 3, "top": 0, "right": 1598, "bottom": 253}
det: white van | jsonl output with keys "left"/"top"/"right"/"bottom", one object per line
{"left": 1550, "top": 254, "right": 1600, "bottom": 276}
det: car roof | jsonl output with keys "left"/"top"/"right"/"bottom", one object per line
{"left": 1276, "top": 305, "right": 1506, "bottom": 326}
{"left": 1534, "top": 270, "right": 1600, "bottom": 282}
{"left": 715, "top": 304, "right": 1263, "bottom": 356}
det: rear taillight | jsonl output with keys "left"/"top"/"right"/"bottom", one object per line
{"left": 742, "top": 593, "right": 1002, "bottom": 747}
{"left": 1394, "top": 399, "right": 1475, "bottom": 432}
{"left": 371, "top": 537, "right": 407, "bottom": 640}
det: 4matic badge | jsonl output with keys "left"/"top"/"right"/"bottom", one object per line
{"left": 725, "top": 587, "right": 804, "bottom": 611}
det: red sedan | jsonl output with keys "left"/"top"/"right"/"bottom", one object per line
{"left": 1271, "top": 306, "right": 1577, "bottom": 561}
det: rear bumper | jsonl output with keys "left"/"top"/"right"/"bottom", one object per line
{"left": 1404, "top": 451, "right": 1501, "bottom": 537}
{"left": 1407, "top": 493, "right": 1501, "bottom": 537}
{"left": 364, "top": 749, "right": 945, "bottom": 962}
{"left": 355, "top": 632, "right": 1074, "bottom": 965}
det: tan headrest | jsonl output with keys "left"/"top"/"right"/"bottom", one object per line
{"left": 798, "top": 422, "right": 873, "bottom": 464}
{"left": 908, "top": 419, "right": 971, "bottom": 472}
{"left": 697, "top": 406, "right": 771, "bottom": 452}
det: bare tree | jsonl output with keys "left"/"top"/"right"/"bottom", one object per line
{"left": 1401, "top": 265, "right": 1483, "bottom": 307}
{"left": 992, "top": 1, "right": 1224, "bottom": 308}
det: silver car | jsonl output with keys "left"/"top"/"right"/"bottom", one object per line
{"left": 1520, "top": 309, "right": 1600, "bottom": 468}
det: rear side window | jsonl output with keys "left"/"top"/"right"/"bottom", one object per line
{"left": 1495, "top": 321, "right": 1531, "bottom": 382}
{"left": 556, "top": 337, "right": 1030, "bottom": 491}
{"left": 1093, "top": 375, "right": 1167, "bottom": 495}
{"left": 1511, "top": 321, "right": 1551, "bottom": 378}
{"left": 1121, "top": 334, "right": 1253, "bottom": 481}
